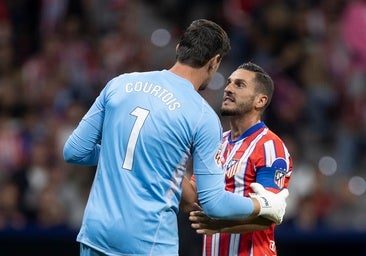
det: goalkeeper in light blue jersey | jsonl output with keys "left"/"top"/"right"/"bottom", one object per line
{"left": 63, "top": 19, "right": 288, "bottom": 256}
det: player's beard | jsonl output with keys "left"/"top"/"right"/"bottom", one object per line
{"left": 220, "top": 95, "right": 254, "bottom": 116}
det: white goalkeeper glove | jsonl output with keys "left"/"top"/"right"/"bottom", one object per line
{"left": 249, "top": 183, "right": 289, "bottom": 224}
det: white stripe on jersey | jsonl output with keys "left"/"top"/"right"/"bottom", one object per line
{"left": 211, "top": 233, "right": 220, "bottom": 256}
{"left": 284, "top": 145, "right": 292, "bottom": 177}
{"left": 264, "top": 138, "right": 292, "bottom": 175}
{"left": 233, "top": 128, "right": 268, "bottom": 195}
{"left": 264, "top": 140, "right": 276, "bottom": 167}
{"left": 229, "top": 234, "right": 241, "bottom": 255}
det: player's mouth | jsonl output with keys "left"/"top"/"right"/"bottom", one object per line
{"left": 223, "top": 96, "right": 235, "bottom": 104}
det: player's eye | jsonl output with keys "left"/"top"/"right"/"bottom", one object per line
{"left": 235, "top": 81, "right": 246, "bottom": 88}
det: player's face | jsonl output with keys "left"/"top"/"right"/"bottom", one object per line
{"left": 220, "top": 69, "right": 257, "bottom": 116}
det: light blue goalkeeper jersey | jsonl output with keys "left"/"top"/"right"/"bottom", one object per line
{"left": 63, "top": 70, "right": 255, "bottom": 256}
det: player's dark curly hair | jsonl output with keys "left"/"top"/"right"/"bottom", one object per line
{"left": 237, "top": 62, "right": 274, "bottom": 109}
{"left": 176, "top": 19, "right": 231, "bottom": 68}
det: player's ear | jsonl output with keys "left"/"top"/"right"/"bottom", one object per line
{"left": 208, "top": 54, "right": 221, "bottom": 71}
{"left": 255, "top": 94, "right": 268, "bottom": 109}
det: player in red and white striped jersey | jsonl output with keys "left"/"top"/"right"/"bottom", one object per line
{"left": 185, "top": 61, "right": 293, "bottom": 256}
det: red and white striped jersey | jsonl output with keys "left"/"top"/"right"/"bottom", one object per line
{"left": 203, "top": 122, "right": 293, "bottom": 256}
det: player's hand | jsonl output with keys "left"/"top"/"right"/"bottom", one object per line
{"left": 249, "top": 183, "right": 289, "bottom": 224}
{"left": 189, "top": 210, "right": 221, "bottom": 235}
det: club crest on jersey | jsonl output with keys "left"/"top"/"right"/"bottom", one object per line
{"left": 224, "top": 159, "right": 239, "bottom": 178}
{"left": 272, "top": 158, "right": 288, "bottom": 188}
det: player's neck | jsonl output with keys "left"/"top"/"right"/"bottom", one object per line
{"left": 229, "top": 115, "right": 261, "bottom": 141}
{"left": 169, "top": 62, "right": 209, "bottom": 91}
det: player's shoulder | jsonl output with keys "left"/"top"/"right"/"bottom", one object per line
{"left": 263, "top": 128, "right": 285, "bottom": 143}
{"left": 249, "top": 127, "right": 286, "bottom": 149}
{"left": 116, "top": 70, "right": 158, "bottom": 79}
{"left": 104, "top": 70, "right": 160, "bottom": 89}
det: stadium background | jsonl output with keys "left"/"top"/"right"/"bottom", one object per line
{"left": 0, "top": 0, "right": 365, "bottom": 255}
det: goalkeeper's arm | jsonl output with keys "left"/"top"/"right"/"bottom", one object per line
{"left": 194, "top": 170, "right": 289, "bottom": 224}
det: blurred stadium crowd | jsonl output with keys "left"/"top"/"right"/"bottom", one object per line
{"left": 0, "top": 0, "right": 366, "bottom": 244}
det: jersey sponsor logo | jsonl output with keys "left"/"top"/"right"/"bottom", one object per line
{"left": 272, "top": 158, "right": 287, "bottom": 188}
{"left": 260, "top": 196, "right": 270, "bottom": 207}
{"left": 269, "top": 240, "right": 276, "bottom": 252}
{"left": 214, "top": 147, "right": 222, "bottom": 166}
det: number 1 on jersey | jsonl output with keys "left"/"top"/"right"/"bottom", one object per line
{"left": 122, "top": 107, "right": 149, "bottom": 170}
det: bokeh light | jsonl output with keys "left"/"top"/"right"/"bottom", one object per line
{"left": 151, "top": 28, "right": 171, "bottom": 47}
{"left": 208, "top": 72, "right": 225, "bottom": 90}
{"left": 318, "top": 156, "right": 337, "bottom": 176}
{"left": 348, "top": 176, "right": 366, "bottom": 196}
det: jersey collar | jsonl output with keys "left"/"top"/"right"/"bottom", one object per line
{"left": 228, "top": 121, "right": 266, "bottom": 143}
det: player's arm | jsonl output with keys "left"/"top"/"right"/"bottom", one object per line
{"left": 195, "top": 170, "right": 288, "bottom": 223}
{"left": 63, "top": 85, "right": 108, "bottom": 166}
{"left": 63, "top": 115, "right": 102, "bottom": 166}
{"left": 189, "top": 210, "right": 273, "bottom": 235}
{"left": 188, "top": 178, "right": 273, "bottom": 234}
{"left": 180, "top": 176, "right": 199, "bottom": 212}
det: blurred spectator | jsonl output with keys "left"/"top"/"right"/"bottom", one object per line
{"left": 39, "top": 0, "right": 69, "bottom": 37}
{"left": 333, "top": 0, "right": 366, "bottom": 174}
{"left": 94, "top": 2, "right": 152, "bottom": 87}
{"left": 55, "top": 14, "right": 98, "bottom": 109}
{"left": 326, "top": 176, "right": 366, "bottom": 231}
{"left": 0, "top": 179, "right": 26, "bottom": 230}
{"left": 33, "top": 184, "right": 67, "bottom": 229}
{"left": 284, "top": 171, "right": 336, "bottom": 231}
{"left": 299, "top": 42, "right": 338, "bottom": 142}
{"left": 0, "top": 111, "right": 26, "bottom": 177}
{"left": 20, "top": 33, "right": 65, "bottom": 110}
{"left": 0, "top": 20, "right": 13, "bottom": 76}
{"left": 340, "top": 0, "right": 366, "bottom": 70}
{"left": 5, "top": 0, "right": 40, "bottom": 64}
{"left": 23, "top": 140, "right": 53, "bottom": 216}
{"left": 82, "top": 0, "right": 129, "bottom": 36}
{"left": 221, "top": 0, "right": 261, "bottom": 67}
